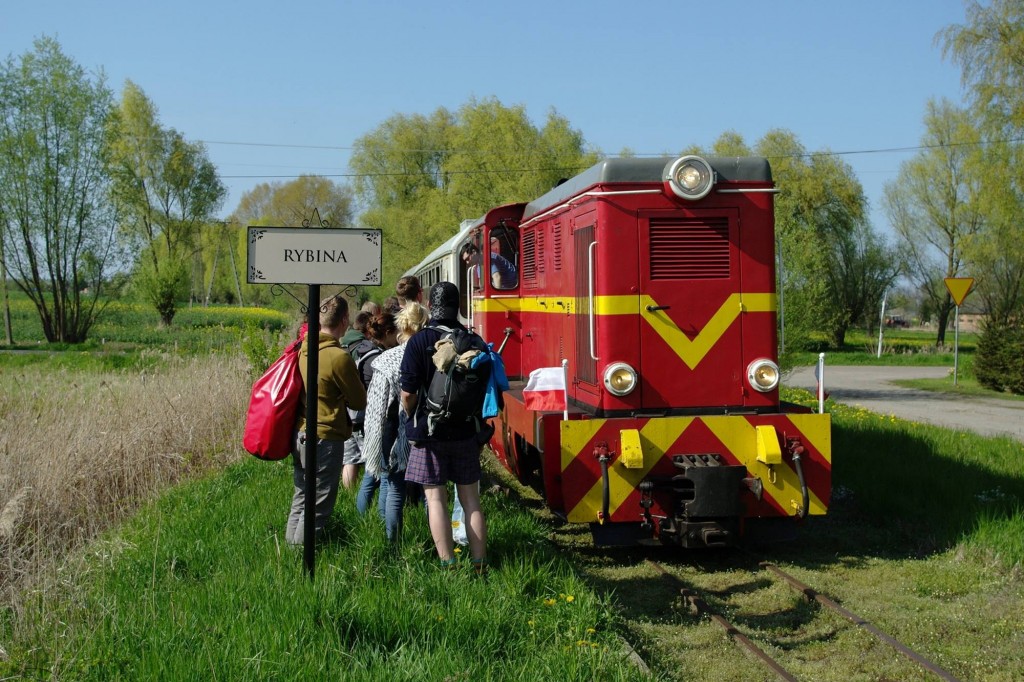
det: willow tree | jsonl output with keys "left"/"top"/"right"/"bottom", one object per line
{"left": 350, "top": 98, "right": 597, "bottom": 287}
{"left": 229, "top": 175, "right": 356, "bottom": 307}
{"left": 107, "top": 80, "right": 225, "bottom": 325}
{"left": 0, "top": 37, "right": 121, "bottom": 343}
{"left": 940, "top": 0, "right": 1024, "bottom": 327}
{"left": 883, "top": 99, "right": 984, "bottom": 345}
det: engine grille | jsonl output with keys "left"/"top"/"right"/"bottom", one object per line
{"left": 649, "top": 218, "right": 730, "bottom": 280}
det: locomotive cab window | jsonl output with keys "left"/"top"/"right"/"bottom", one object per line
{"left": 488, "top": 225, "right": 519, "bottom": 290}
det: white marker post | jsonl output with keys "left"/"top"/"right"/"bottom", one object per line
{"left": 816, "top": 352, "right": 826, "bottom": 414}
{"left": 561, "top": 358, "right": 570, "bottom": 421}
{"left": 247, "top": 224, "right": 381, "bottom": 579}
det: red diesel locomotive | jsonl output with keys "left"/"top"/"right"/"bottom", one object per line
{"left": 408, "top": 155, "right": 831, "bottom": 547}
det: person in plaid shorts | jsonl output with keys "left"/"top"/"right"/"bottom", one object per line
{"left": 400, "top": 282, "right": 487, "bottom": 572}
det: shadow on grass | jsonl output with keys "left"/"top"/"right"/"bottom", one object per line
{"left": 483, "top": 414, "right": 1024, "bottom": 633}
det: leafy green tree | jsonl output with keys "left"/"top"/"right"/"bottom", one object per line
{"left": 0, "top": 37, "right": 121, "bottom": 343}
{"left": 698, "top": 130, "right": 897, "bottom": 350}
{"left": 350, "top": 98, "right": 597, "bottom": 287}
{"left": 940, "top": 0, "right": 1024, "bottom": 135}
{"left": 941, "top": 2, "right": 1024, "bottom": 328}
{"left": 229, "top": 175, "right": 356, "bottom": 307}
{"left": 107, "top": 80, "right": 225, "bottom": 325}
{"left": 233, "top": 175, "right": 354, "bottom": 229}
{"left": 882, "top": 99, "right": 984, "bottom": 345}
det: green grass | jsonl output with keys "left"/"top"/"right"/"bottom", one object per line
{"left": 782, "top": 387, "right": 1024, "bottom": 566}
{"left": 894, "top": 373, "right": 1024, "bottom": 402}
{"left": 0, "top": 293, "right": 294, "bottom": 357}
{"left": 785, "top": 328, "right": 977, "bottom": 367}
{"left": 1, "top": 458, "right": 648, "bottom": 681}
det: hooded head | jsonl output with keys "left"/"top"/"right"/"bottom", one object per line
{"left": 428, "top": 281, "right": 460, "bottom": 321}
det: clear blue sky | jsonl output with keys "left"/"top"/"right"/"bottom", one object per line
{"left": 4, "top": 0, "right": 968, "bottom": 234}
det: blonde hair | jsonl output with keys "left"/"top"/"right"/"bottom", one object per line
{"left": 396, "top": 302, "right": 428, "bottom": 343}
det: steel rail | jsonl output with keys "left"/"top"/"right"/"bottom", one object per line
{"left": 648, "top": 560, "right": 797, "bottom": 682}
{"left": 760, "top": 562, "right": 961, "bottom": 682}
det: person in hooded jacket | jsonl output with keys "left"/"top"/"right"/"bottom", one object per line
{"left": 285, "top": 294, "right": 367, "bottom": 545}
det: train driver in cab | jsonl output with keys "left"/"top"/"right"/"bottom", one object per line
{"left": 460, "top": 241, "right": 517, "bottom": 290}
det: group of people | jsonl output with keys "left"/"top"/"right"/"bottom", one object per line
{"left": 284, "top": 274, "right": 489, "bottom": 573}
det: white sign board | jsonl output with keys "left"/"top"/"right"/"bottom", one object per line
{"left": 246, "top": 227, "right": 382, "bottom": 285}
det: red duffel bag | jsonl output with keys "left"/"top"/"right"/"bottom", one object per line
{"left": 243, "top": 339, "right": 303, "bottom": 460}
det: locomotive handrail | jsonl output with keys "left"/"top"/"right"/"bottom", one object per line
{"left": 519, "top": 189, "right": 661, "bottom": 229}
{"left": 465, "top": 263, "right": 474, "bottom": 329}
{"left": 588, "top": 240, "right": 599, "bottom": 361}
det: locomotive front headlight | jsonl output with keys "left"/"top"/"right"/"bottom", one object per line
{"left": 747, "top": 359, "right": 780, "bottom": 393}
{"left": 665, "top": 155, "right": 715, "bottom": 200}
{"left": 603, "top": 362, "right": 638, "bottom": 397}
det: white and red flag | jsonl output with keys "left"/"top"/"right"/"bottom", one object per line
{"left": 523, "top": 365, "right": 567, "bottom": 412}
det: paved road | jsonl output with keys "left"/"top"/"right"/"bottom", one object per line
{"left": 785, "top": 365, "right": 1024, "bottom": 443}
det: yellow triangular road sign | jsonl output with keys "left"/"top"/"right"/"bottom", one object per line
{"left": 944, "top": 277, "right": 974, "bottom": 306}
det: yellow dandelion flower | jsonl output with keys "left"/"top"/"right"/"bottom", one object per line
{"left": 454, "top": 547, "right": 462, "bottom": 554}
{"left": 544, "top": 598, "right": 557, "bottom": 606}
{"left": 586, "top": 627, "right": 596, "bottom": 634}
{"left": 565, "top": 595, "right": 575, "bottom": 603}
{"left": 577, "top": 640, "right": 588, "bottom": 646}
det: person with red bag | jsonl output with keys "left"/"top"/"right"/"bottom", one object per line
{"left": 285, "top": 295, "right": 367, "bottom": 546}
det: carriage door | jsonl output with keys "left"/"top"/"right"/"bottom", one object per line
{"left": 639, "top": 209, "right": 741, "bottom": 408}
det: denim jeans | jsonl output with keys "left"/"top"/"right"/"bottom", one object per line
{"left": 381, "top": 470, "right": 407, "bottom": 541}
{"left": 356, "top": 470, "right": 387, "bottom": 518}
{"left": 285, "top": 434, "right": 345, "bottom": 545}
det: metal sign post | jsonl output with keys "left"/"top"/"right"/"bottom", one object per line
{"left": 247, "top": 216, "right": 381, "bottom": 579}
{"left": 943, "top": 278, "right": 974, "bottom": 387}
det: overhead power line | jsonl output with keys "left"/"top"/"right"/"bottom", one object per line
{"left": 207, "top": 136, "right": 1024, "bottom": 182}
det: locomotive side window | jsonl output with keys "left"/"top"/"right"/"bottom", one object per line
{"left": 488, "top": 229, "right": 518, "bottom": 290}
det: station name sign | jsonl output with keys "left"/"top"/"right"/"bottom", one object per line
{"left": 246, "top": 227, "right": 382, "bottom": 285}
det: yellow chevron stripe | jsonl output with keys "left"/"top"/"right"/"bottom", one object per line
{"left": 572, "top": 419, "right": 692, "bottom": 523}
{"left": 559, "top": 419, "right": 606, "bottom": 472}
{"left": 599, "top": 293, "right": 776, "bottom": 369}
{"left": 782, "top": 413, "right": 833, "bottom": 465}
{"left": 701, "top": 417, "right": 827, "bottom": 515}
{"left": 562, "top": 415, "right": 831, "bottom": 522}
{"left": 478, "top": 293, "right": 776, "bottom": 369}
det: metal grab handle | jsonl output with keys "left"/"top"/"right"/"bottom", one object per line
{"left": 645, "top": 304, "right": 670, "bottom": 312}
{"left": 588, "top": 240, "right": 598, "bottom": 361}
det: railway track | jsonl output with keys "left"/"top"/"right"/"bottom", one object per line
{"left": 645, "top": 558, "right": 961, "bottom": 682}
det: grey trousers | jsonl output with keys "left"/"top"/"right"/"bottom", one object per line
{"left": 285, "top": 434, "right": 345, "bottom": 545}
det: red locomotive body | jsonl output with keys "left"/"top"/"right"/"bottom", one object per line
{"left": 410, "top": 155, "right": 831, "bottom": 547}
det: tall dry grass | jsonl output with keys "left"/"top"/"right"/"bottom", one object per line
{"left": 0, "top": 351, "right": 251, "bottom": 612}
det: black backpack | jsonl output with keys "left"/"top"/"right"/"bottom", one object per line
{"left": 423, "top": 325, "right": 490, "bottom": 435}
{"left": 347, "top": 345, "right": 382, "bottom": 431}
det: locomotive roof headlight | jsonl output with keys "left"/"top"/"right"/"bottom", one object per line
{"left": 603, "top": 362, "right": 638, "bottom": 397}
{"left": 747, "top": 359, "right": 780, "bottom": 393}
{"left": 665, "top": 155, "right": 715, "bottom": 201}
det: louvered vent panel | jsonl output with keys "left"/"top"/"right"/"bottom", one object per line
{"left": 522, "top": 230, "right": 537, "bottom": 287}
{"left": 537, "top": 232, "right": 545, "bottom": 273}
{"left": 649, "top": 218, "right": 730, "bottom": 280}
{"left": 552, "top": 224, "right": 562, "bottom": 270}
